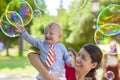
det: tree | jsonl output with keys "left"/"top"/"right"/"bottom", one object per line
{"left": 0, "top": 0, "right": 19, "bottom": 56}
{"left": 56, "top": 0, "right": 94, "bottom": 51}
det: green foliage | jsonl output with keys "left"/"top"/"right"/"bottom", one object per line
{"left": 56, "top": 0, "right": 95, "bottom": 51}
{"left": 0, "top": 0, "right": 10, "bottom": 16}
{"left": 26, "top": 0, "right": 47, "bottom": 12}
{"left": 99, "top": 0, "right": 120, "bottom": 11}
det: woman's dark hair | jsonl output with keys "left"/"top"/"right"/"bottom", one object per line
{"left": 82, "top": 44, "right": 103, "bottom": 77}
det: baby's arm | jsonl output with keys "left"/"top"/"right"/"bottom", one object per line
{"left": 15, "top": 24, "right": 40, "bottom": 48}
{"left": 15, "top": 24, "right": 25, "bottom": 33}
{"left": 61, "top": 44, "right": 75, "bottom": 67}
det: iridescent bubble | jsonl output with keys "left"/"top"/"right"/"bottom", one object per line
{"left": 6, "top": 0, "right": 33, "bottom": 26}
{"left": 97, "top": 4, "right": 120, "bottom": 28}
{"left": 33, "top": 0, "right": 46, "bottom": 11}
{"left": 33, "top": 9, "right": 42, "bottom": 18}
{"left": 116, "top": 33, "right": 120, "bottom": 41}
{"left": 94, "top": 28, "right": 117, "bottom": 45}
{"left": 5, "top": 11, "right": 23, "bottom": 26}
{"left": 98, "top": 23, "right": 120, "bottom": 36}
{"left": 73, "top": 0, "right": 88, "bottom": 10}
{"left": 105, "top": 71, "right": 115, "bottom": 80}
{"left": 0, "top": 13, "right": 20, "bottom": 37}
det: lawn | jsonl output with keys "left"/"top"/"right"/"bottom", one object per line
{"left": 0, "top": 55, "right": 38, "bottom": 77}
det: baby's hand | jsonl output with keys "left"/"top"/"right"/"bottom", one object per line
{"left": 68, "top": 60, "right": 75, "bottom": 67}
{"left": 15, "top": 23, "right": 25, "bottom": 33}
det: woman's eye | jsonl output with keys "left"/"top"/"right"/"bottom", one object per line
{"left": 82, "top": 55, "right": 86, "bottom": 60}
{"left": 82, "top": 56, "right": 85, "bottom": 59}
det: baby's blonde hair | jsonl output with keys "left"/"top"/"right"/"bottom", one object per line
{"left": 45, "top": 22, "right": 62, "bottom": 34}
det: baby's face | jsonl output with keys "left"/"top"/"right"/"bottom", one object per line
{"left": 44, "top": 26, "right": 61, "bottom": 44}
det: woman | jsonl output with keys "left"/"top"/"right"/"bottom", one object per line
{"left": 28, "top": 44, "right": 103, "bottom": 80}
{"left": 74, "top": 44, "right": 102, "bottom": 80}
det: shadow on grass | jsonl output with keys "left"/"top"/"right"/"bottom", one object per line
{"left": 0, "top": 56, "right": 31, "bottom": 69}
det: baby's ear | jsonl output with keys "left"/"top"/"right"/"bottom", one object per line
{"left": 59, "top": 34, "right": 62, "bottom": 39}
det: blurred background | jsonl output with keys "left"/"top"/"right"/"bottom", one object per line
{"left": 0, "top": 0, "right": 120, "bottom": 80}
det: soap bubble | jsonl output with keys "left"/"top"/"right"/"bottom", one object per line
{"left": 33, "top": 0, "right": 46, "bottom": 12}
{"left": 5, "top": 11, "right": 23, "bottom": 26}
{"left": 98, "top": 23, "right": 120, "bottom": 36}
{"left": 97, "top": 4, "right": 120, "bottom": 28}
{"left": 33, "top": 9, "right": 42, "bottom": 18}
{"left": 0, "top": 13, "right": 20, "bottom": 37}
{"left": 6, "top": 0, "right": 33, "bottom": 26}
{"left": 105, "top": 71, "right": 115, "bottom": 80}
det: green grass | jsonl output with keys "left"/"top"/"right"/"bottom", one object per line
{"left": 0, "top": 55, "right": 38, "bottom": 76}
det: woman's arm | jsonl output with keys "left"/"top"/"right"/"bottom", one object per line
{"left": 27, "top": 52, "right": 61, "bottom": 80}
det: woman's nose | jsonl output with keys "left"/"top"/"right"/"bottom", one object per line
{"left": 76, "top": 56, "right": 81, "bottom": 62}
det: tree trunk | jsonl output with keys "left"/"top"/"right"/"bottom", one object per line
{"left": 6, "top": 41, "right": 9, "bottom": 56}
{"left": 18, "top": 36, "right": 23, "bottom": 56}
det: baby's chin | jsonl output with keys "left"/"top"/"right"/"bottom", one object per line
{"left": 44, "top": 40, "right": 53, "bottom": 44}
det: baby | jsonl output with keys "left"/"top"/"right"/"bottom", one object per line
{"left": 15, "top": 22, "right": 74, "bottom": 80}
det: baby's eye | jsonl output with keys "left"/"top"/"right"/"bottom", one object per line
{"left": 50, "top": 33, "right": 53, "bottom": 35}
{"left": 44, "top": 31, "right": 47, "bottom": 34}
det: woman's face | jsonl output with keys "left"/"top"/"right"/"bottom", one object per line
{"left": 75, "top": 48, "right": 97, "bottom": 74}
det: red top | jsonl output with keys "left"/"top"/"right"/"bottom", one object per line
{"left": 65, "top": 63, "right": 97, "bottom": 80}
{"left": 65, "top": 63, "right": 76, "bottom": 80}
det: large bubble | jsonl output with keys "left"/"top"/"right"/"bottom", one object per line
{"left": 33, "top": 9, "right": 42, "bottom": 18}
{"left": 6, "top": 0, "right": 33, "bottom": 26}
{"left": 98, "top": 23, "right": 120, "bottom": 36}
{"left": 94, "top": 29, "right": 120, "bottom": 53}
{"left": 5, "top": 11, "right": 23, "bottom": 26}
{"left": 72, "top": 0, "right": 88, "bottom": 10}
{"left": 94, "top": 29, "right": 118, "bottom": 45}
{"left": 105, "top": 71, "right": 115, "bottom": 80}
{"left": 97, "top": 4, "right": 120, "bottom": 28}
{"left": 0, "top": 13, "right": 20, "bottom": 37}
{"left": 33, "top": 0, "right": 46, "bottom": 11}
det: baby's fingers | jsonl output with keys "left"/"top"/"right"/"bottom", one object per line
{"left": 15, "top": 23, "right": 25, "bottom": 33}
{"left": 15, "top": 23, "right": 23, "bottom": 29}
